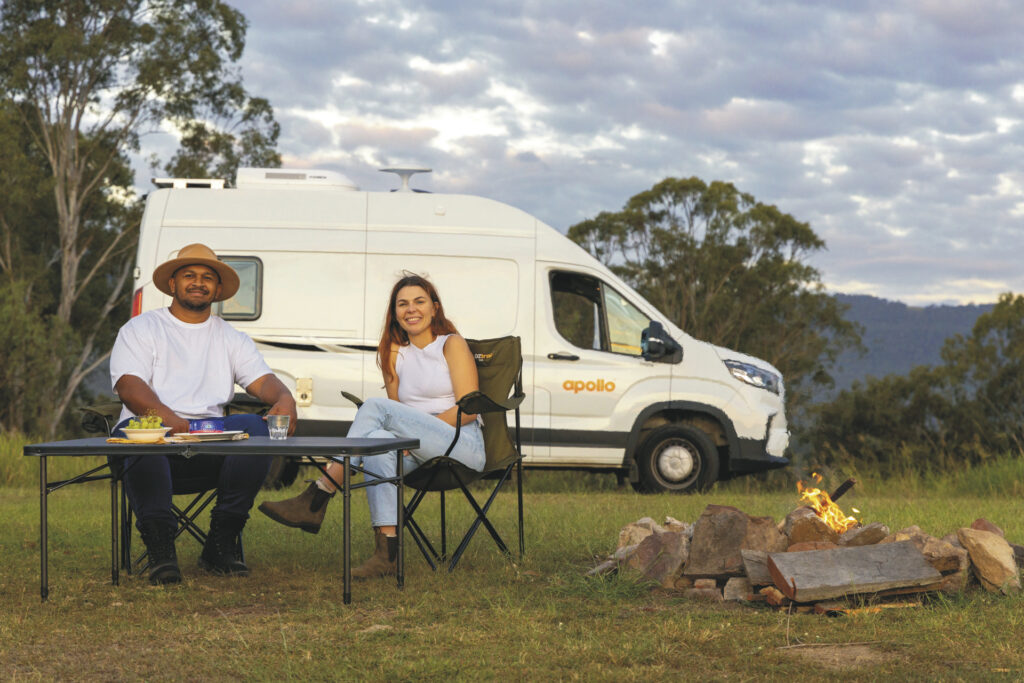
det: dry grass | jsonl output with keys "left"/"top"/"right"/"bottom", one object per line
{"left": 2, "top": 474, "right": 1024, "bottom": 681}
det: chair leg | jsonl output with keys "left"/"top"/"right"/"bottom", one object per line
{"left": 516, "top": 459, "right": 524, "bottom": 558}
{"left": 439, "top": 490, "right": 446, "bottom": 560}
{"left": 447, "top": 467, "right": 514, "bottom": 571}
{"left": 403, "top": 488, "right": 441, "bottom": 569}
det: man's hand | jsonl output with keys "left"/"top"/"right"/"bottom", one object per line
{"left": 266, "top": 399, "right": 299, "bottom": 435}
{"left": 114, "top": 375, "right": 189, "bottom": 434}
{"left": 247, "top": 374, "right": 299, "bottom": 436}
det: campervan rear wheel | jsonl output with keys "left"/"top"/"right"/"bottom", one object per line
{"left": 632, "top": 424, "right": 719, "bottom": 493}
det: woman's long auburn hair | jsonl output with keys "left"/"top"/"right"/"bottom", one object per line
{"left": 376, "top": 273, "right": 459, "bottom": 381}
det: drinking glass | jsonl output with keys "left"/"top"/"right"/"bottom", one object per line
{"left": 267, "top": 414, "right": 290, "bottom": 440}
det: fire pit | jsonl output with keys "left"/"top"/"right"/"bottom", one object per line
{"left": 587, "top": 477, "right": 1023, "bottom": 611}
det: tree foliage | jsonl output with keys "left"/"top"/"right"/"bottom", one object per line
{"left": 0, "top": 0, "right": 280, "bottom": 435}
{"left": 806, "top": 293, "right": 1024, "bottom": 473}
{"left": 568, "top": 176, "right": 861, "bottom": 413}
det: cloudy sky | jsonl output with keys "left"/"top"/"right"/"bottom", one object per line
{"left": 215, "top": 0, "right": 1023, "bottom": 306}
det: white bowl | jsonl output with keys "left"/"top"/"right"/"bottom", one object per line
{"left": 122, "top": 427, "right": 172, "bottom": 443}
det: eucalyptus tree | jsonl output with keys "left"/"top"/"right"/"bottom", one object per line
{"left": 0, "top": 0, "right": 280, "bottom": 434}
{"left": 568, "top": 176, "right": 861, "bottom": 415}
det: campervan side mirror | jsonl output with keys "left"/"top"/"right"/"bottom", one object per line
{"left": 641, "top": 321, "right": 682, "bottom": 363}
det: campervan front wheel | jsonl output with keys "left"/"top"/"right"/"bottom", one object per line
{"left": 632, "top": 424, "right": 719, "bottom": 493}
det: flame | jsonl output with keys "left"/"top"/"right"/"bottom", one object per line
{"left": 796, "top": 473, "right": 860, "bottom": 534}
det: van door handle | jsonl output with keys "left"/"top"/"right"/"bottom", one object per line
{"left": 547, "top": 352, "right": 580, "bottom": 361}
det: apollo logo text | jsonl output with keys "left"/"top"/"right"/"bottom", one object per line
{"left": 563, "top": 379, "right": 616, "bottom": 393}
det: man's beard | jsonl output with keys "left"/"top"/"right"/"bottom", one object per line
{"left": 178, "top": 297, "right": 212, "bottom": 312}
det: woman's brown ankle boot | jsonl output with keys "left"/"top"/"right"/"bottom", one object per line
{"left": 257, "top": 482, "right": 334, "bottom": 534}
{"left": 351, "top": 527, "right": 398, "bottom": 579}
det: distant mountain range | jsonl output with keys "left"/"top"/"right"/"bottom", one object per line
{"left": 822, "top": 293, "right": 995, "bottom": 399}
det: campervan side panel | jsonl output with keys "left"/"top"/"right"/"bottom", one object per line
{"left": 366, "top": 192, "right": 535, "bottom": 238}
{"left": 162, "top": 188, "right": 366, "bottom": 230}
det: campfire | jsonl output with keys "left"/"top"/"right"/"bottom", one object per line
{"left": 588, "top": 477, "right": 1024, "bottom": 613}
{"left": 796, "top": 474, "right": 859, "bottom": 535}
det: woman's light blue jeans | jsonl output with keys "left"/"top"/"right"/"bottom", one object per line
{"left": 346, "top": 397, "right": 485, "bottom": 527}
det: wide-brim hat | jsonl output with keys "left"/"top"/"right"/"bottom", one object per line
{"left": 152, "top": 243, "right": 240, "bottom": 302}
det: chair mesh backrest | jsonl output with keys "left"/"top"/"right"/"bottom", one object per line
{"left": 467, "top": 336, "right": 522, "bottom": 472}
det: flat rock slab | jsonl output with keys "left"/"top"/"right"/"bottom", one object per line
{"left": 767, "top": 540, "right": 941, "bottom": 602}
{"left": 741, "top": 549, "right": 773, "bottom": 586}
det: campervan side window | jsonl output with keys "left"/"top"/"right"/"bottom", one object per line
{"left": 550, "top": 270, "right": 650, "bottom": 357}
{"left": 215, "top": 256, "right": 262, "bottom": 320}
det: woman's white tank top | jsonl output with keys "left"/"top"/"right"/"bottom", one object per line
{"left": 396, "top": 334, "right": 456, "bottom": 414}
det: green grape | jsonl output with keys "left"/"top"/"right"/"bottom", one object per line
{"left": 128, "top": 419, "right": 141, "bottom": 429}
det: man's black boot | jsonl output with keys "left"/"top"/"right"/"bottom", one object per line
{"left": 199, "top": 514, "right": 250, "bottom": 576}
{"left": 138, "top": 520, "right": 182, "bottom": 585}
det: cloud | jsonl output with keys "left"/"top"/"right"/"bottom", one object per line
{"left": 128, "top": 0, "right": 1024, "bottom": 305}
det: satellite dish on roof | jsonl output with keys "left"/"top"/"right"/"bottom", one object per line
{"left": 380, "top": 168, "right": 431, "bottom": 192}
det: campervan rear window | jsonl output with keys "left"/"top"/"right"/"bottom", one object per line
{"left": 215, "top": 256, "right": 262, "bottom": 320}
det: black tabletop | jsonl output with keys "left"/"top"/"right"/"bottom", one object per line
{"left": 23, "top": 435, "right": 419, "bottom": 458}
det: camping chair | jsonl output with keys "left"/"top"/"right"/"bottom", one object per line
{"left": 79, "top": 402, "right": 244, "bottom": 573}
{"left": 399, "top": 336, "right": 527, "bottom": 571}
{"left": 341, "top": 336, "right": 526, "bottom": 570}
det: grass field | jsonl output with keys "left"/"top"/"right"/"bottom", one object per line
{"left": 2, "top": 453, "right": 1024, "bottom": 681}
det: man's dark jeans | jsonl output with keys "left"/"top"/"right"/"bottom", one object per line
{"left": 111, "top": 414, "right": 273, "bottom": 530}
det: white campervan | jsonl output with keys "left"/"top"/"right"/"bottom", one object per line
{"left": 131, "top": 167, "right": 790, "bottom": 492}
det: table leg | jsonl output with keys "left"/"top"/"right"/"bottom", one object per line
{"left": 111, "top": 472, "right": 119, "bottom": 586}
{"left": 343, "top": 455, "right": 351, "bottom": 605}
{"left": 397, "top": 452, "right": 404, "bottom": 590}
{"left": 40, "top": 455, "right": 48, "bottom": 602}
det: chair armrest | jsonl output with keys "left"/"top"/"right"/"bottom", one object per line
{"left": 457, "top": 390, "right": 525, "bottom": 414}
{"left": 79, "top": 401, "right": 124, "bottom": 434}
{"left": 341, "top": 391, "right": 364, "bottom": 408}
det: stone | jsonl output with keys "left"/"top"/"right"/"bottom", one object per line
{"left": 585, "top": 559, "right": 618, "bottom": 577}
{"left": 881, "top": 527, "right": 928, "bottom": 547}
{"left": 673, "top": 576, "right": 694, "bottom": 590}
{"left": 694, "top": 578, "right": 717, "bottom": 590}
{"left": 941, "top": 533, "right": 965, "bottom": 550}
{"left": 684, "top": 505, "right": 749, "bottom": 577}
{"left": 1011, "top": 542, "right": 1024, "bottom": 569}
{"left": 780, "top": 507, "right": 817, "bottom": 536}
{"left": 881, "top": 529, "right": 967, "bottom": 574}
{"left": 787, "top": 541, "right": 840, "bottom": 552}
{"left": 611, "top": 544, "right": 639, "bottom": 562}
{"left": 745, "top": 515, "right": 788, "bottom": 553}
{"left": 683, "top": 587, "right": 723, "bottom": 602}
{"left": 759, "top": 586, "right": 789, "bottom": 606}
{"left": 786, "top": 511, "right": 840, "bottom": 545}
{"left": 663, "top": 516, "right": 693, "bottom": 537}
{"left": 839, "top": 522, "right": 890, "bottom": 547}
{"left": 971, "top": 518, "right": 1004, "bottom": 537}
{"left": 618, "top": 517, "right": 664, "bottom": 549}
{"left": 724, "top": 576, "right": 752, "bottom": 601}
{"left": 740, "top": 550, "right": 773, "bottom": 586}
{"left": 921, "top": 536, "right": 969, "bottom": 575}
{"left": 935, "top": 570, "right": 969, "bottom": 594}
{"left": 625, "top": 530, "right": 689, "bottom": 585}
{"left": 957, "top": 528, "right": 1022, "bottom": 594}
{"left": 683, "top": 504, "right": 784, "bottom": 578}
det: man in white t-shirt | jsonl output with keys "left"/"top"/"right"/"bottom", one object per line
{"left": 109, "top": 243, "right": 297, "bottom": 585}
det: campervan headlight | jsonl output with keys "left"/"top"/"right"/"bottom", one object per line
{"left": 723, "top": 360, "right": 781, "bottom": 395}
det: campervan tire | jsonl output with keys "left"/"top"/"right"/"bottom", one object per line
{"left": 632, "top": 424, "right": 719, "bottom": 494}
{"left": 263, "top": 456, "right": 300, "bottom": 490}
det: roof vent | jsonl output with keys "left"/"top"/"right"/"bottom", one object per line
{"left": 380, "top": 168, "right": 431, "bottom": 192}
{"left": 235, "top": 168, "right": 359, "bottom": 190}
{"left": 152, "top": 177, "right": 225, "bottom": 189}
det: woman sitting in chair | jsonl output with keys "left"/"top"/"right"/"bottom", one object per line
{"left": 259, "top": 273, "right": 485, "bottom": 577}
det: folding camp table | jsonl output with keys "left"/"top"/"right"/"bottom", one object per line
{"left": 23, "top": 435, "right": 418, "bottom": 604}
